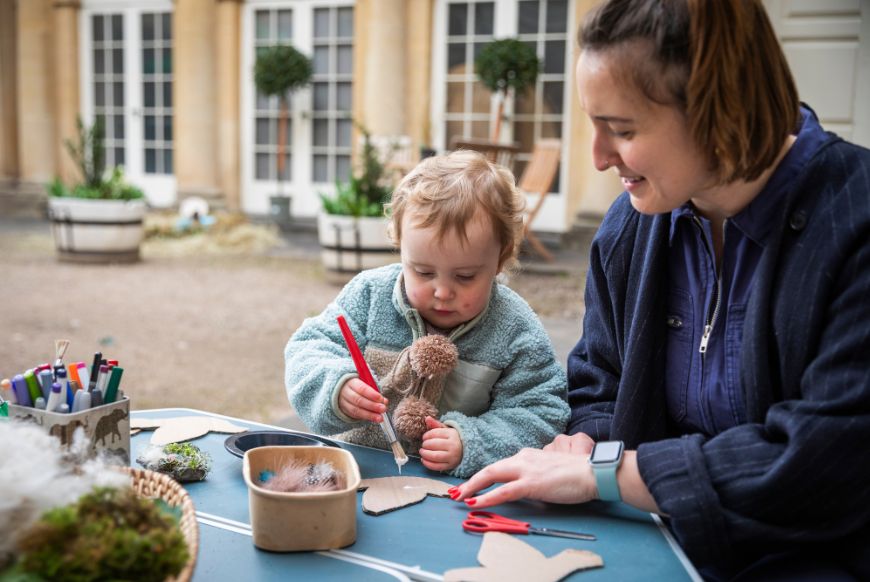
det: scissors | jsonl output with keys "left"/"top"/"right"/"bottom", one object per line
{"left": 462, "top": 511, "right": 596, "bottom": 541}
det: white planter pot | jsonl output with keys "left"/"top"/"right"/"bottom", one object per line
{"left": 317, "top": 214, "right": 398, "bottom": 273}
{"left": 48, "top": 197, "right": 147, "bottom": 263}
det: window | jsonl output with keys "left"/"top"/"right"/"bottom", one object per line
{"left": 141, "top": 12, "right": 173, "bottom": 175}
{"left": 92, "top": 14, "right": 126, "bottom": 168}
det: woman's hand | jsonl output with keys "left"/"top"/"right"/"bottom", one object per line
{"left": 450, "top": 447, "right": 598, "bottom": 507}
{"left": 338, "top": 378, "right": 388, "bottom": 423}
{"left": 419, "top": 416, "right": 463, "bottom": 472}
{"left": 544, "top": 432, "right": 595, "bottom": 455}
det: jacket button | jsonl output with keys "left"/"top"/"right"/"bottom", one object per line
{"left": 789, "top": 210, "right": 807, "bottom": 230}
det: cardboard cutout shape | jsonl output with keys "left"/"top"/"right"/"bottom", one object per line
{"left": 444, "top": 531, "right": 603, "bottom": 581}
{"left": 131, "top": 416, "right": 247, "bottom": 445}
{"left": 358, "top": 476, "right": 452, "bottom": 515}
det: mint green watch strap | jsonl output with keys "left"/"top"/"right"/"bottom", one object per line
{"left": 593, "top": 463, "right": 621, "bottom": 501}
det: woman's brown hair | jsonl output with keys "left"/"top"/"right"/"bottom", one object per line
{"left": 579, "top": 0, "right": 800, "bottom": 183}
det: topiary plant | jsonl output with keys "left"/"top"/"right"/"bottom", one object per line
{"left": 254, "top": 44, "right": 313, "bottom": 188}
{"left": 475, "top": 38, "right": 540, "bottom": 141}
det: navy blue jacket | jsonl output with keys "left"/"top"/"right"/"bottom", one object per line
{"left": 567, "top": 132, "right": 870, "bottom": 577}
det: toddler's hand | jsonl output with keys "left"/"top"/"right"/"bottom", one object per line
{"left": 338, "top": 378, "right": 388, "bottom": 423}
{"left": 420, "top": 416, "right": 463, "bottom": 472}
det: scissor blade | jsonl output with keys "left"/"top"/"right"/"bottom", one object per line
{"left": 531, "top": 527, "right": 596, "bottom": 541}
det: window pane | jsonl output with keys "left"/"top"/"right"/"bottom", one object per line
{"left": 313, "top": 119, "right": 329, "bottom": 146}
{"left": 144, "top": 82, "right": 155, "bottom": 107}
{"left": 542, "top": 81, "right": 564, "bottom": 114}
{"left": 337, "top": 45, "right": 352, "bottom": 75}
{"left": 541, "top": 120, "right": 562, "bottom": 138}
{"left": 256, "top": 118, "right": 272, "bottom": 144}
{"left": 144, "top": 48, "right": 155, "bottom": 74}
{"left": 145, "top": 116, "right": 156, "bottom": 140}
{"left": 445, "top": 121, "right": 464, "bottom": 146}
{"left": 336, "top": 155, "right": 351, "bottom": 182}
{"left": 314, "top": 8, "right": 330, "bottom": 38}
{"left": 448, "top": 43, "right": 465, "bottom": 72}
{"left": 471, "top": 120, "right": 489, "bottom": 139}
{"left": 313, "top": 82, "right": 329, "bottom": 111}
{"left": 447, "top": 81, "right": 465, "bottom": 113}
{"left": 115, "top": 147, "right": 125, "bottom": 167}
{"left": 474, "top": 3, "right": 494, "bottom": 35}
{"left": 93, "top": 15, "right": 104, "bottom": 42}
{"left": 162, "top": 49, "right": 172, "bottom": 74}
{"left": 163, "top": 115, "right": 173, "bottom": 142}
{"left": 145, "top": 148, "right": 157, "bottom": 172}
{"left": 112, "top": 15, "right": 123, "bottom": 41}
{"left": 336, "top": 82, "right": 351, "bottom": 110}
{"left": 282, "top": 119, "right": 292, "bottom": 145}
{"left": 256, "top": 153, "right": 270, "bottom": 180}
{"left": 472, "top": 82, "right": 491, "bottom": 113}
{"left": 546, "top": 0, "right": 568, "bottom": 33}
{"left": 337, "top": 7, "right": 353, "bottom": 37}
{"left": 114, "top": 115, "right": 124, "bottom": 139}
{"left": 544, "top": 40, "right": 565, "bottom": 75}
{"left": 336, "top": 118, "right": 351, "bottom": 148}
{"left": 313, "top": 46, "right": 329, "bottom": 74}
{"left": 162, "top": 13, "right": 172, "bottom": 40}
{"left": 514, "top": 121, "right": 535, "bottom": 153}
{"left": 518, "top": 1, "right": 539, "bottom": 34}
{"left": 277, "top": 10, "right": 292, "bottom": 40}
{"left": 473, "top": 42, "right": 488, "bottom": 65}
{"left": 164, "top": 149, "right": 173, "bottom": 174}
{"left": 143, "top": 14, "right": 155, "bottom": 41}
{"left": 113, "top": 82, "right": 124, "bottom": 107}
{"left": 94, "top": 49, "right": 105, "bottom": 74}
{"left": 113, "top": 48, "right": 123, "bottom": 74}
{"left": 313, "top": 155, "right": 328, "bottom": 182}
{"left": 279, "top": 154, "right": 291, "bottom": 180}
{"left": 515, "top": 86, "right": 536, "bottom": 114}
{"left": 256, "top": 11, "right": 270, "bottom": 40}
{"left": 163, "top": 82, "right": 172, "bottom": 108}
{"left": 448, "top": 4, "right": 467, "bottom": 36}
{"left": 95, "top": 82, "right": 105, "bottom": 106}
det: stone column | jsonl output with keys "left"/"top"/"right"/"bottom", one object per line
{"left": 215, "top": 0, "right": 242, "bottom": 211}
{"left": 405, "top": 0, "right": 434, "bottom": 151}
{"left": 16, "top": 0, "right": 55, "bottom": 182}
{"left": 0, "top": 0, "right": 19, "bottom": 180}
{"left": 174, "top": 0, "right": 220, "bottom": 206}
{"left": 359, "top": 0, "right": 406, "bottom": 136}
{"left": 53, "top": 0, "right": 81, "bottom": 185}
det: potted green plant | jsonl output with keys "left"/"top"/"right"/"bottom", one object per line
{"left": 47, "top": 117, "right": 147, "bottom": 263}
{"left": 317, "top": 122, "right": 397, "bottom": 276}
{"left": 475, "top": 38, "right": 540, "bottom": 142}
{"left": 253, "top": 44, "right": 313, "bottom": 229}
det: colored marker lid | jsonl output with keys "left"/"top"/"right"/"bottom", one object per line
{"left": 104, "top": 366, "right": 124, "bottom": 404}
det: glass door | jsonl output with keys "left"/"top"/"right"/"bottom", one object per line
{"left": 80, "top": 4, "right": 176, "bottom": 207}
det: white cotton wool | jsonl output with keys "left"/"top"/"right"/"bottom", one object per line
{"left": 0, "top": 421, "right": 129, "bottom": 560}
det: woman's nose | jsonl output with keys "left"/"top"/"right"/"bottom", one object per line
{"left": 592, "top": 131, "right": 618, "bottom": 171}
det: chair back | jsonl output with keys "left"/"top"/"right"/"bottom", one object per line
{"left": 518, "top": 139, "right": 562, "bottom": 195}
{"left": 449, "top": 137, "right": 520, "bottom": 170}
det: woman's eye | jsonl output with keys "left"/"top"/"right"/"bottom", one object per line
{"left": 610, "top": 128, "right": 633, "bottom": 139}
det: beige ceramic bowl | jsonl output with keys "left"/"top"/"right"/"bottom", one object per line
{"left": 243, "top": 445, "right": 361, "bottom": 552}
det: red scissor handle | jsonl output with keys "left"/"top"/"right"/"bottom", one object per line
{"left": 462, "top": 511, "right": 530, "bottom": 535}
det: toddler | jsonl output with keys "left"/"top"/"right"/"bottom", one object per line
{"left": 285, "top": 150, "right": 568, "bottom": 477}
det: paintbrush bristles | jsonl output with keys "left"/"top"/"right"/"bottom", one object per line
{"left": 54, "top": 339, "right": 71, "bottom": 361}
{"left": 390, "top": 441, "right": 409, "bottom": 474}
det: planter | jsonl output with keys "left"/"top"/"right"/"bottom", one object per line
{"left": 48, "top": 197, "right": 146, "bottom": 263}
{"left": 317, "top": 214, "right": 397, "bottom": 275}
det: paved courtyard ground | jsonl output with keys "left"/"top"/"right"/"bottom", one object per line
{"left": 0, "top": 216, "right": 587, "bottom": 430}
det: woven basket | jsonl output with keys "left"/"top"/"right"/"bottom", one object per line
{"left": 121, "top": 467, "right": 199, "bottom": 582}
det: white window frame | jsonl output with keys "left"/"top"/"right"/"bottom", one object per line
{"left": 431, "top": 0, "right": 575, "bottom": 233}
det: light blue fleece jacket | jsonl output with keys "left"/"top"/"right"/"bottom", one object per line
{"left": 284, "top": 263, "right": 569, "bottom": 477}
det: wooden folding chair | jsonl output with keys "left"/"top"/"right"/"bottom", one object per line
{"left": 518, "top": 139, "right": 562, "bottom": 262}
{"left": 449, "top": 137, "right": 520, "bottom": 171}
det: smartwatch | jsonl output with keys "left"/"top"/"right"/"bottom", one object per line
{"left": 589, "top": 440, "right": 624, "bottom": 501}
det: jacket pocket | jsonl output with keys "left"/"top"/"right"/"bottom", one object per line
{"left": 439, "top": 360, "right": 502, "bottom": 417}
{"left": 664, "top": 288, "right": 694, "bottom": 423}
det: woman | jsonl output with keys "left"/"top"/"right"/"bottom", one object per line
{"left": 451, "top": 0, "right": 870, "bottom": 579}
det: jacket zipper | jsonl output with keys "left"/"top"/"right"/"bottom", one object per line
{"left": 693, "top": 217, "right": 725, "bottom": 355}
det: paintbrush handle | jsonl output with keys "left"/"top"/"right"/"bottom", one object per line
{"left": 336, "top": 315, "right": 380, "bottom": 392}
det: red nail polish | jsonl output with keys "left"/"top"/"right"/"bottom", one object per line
{"left": 447, "top": 487, "right": 457, "bottom": 494}
{"left": 465, "top": 498, "right": 477, "bottom": 506}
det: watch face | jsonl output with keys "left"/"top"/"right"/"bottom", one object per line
{"left": 590, "top": 441, "right": 623, "bottom": 464}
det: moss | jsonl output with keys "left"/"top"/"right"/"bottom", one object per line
{"left": 11, "top": 487, "right": 188, "bottom": 582}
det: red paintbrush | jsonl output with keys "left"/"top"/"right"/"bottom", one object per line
{"left": 336, "top": 315, "right": 408, "bottom": 472}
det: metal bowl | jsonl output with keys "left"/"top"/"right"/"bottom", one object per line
{"left": 224, "top": 430, "right": 339, "bottom": 458}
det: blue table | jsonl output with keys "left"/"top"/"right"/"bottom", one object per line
{"left": 132, "top": 409, "right": 701, "bottom": 581}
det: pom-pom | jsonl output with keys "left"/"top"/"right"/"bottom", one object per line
{"left": 394, "top": 396, "right": 439, "bottom": 441}
{"left": 409, "top": 335, "right": 458, "bottom": 379}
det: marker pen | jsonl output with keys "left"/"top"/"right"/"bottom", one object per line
{"left": 91, "top": 389, "right": 103, "bottom": 407}
{"left": 76, "top": 362, "right": 90, "bottom": 392}
{"left": 57, "top": 403, "right": 70, "bottom": 413}
{"left": 72, "top": 389, "right": 91, "bottom": 413}
{"left": 104, "top": 367, "right": 123, "bottom": 404}
{"left": 38, "top": 369, "right": 53, "bottom": 400}
{"left": 34, "top": 397, "right": 46, "bottom": 410}
{"left": 46, "top": 382, "right": 64, "bottom": 413}
{"left": 55, "top": 368, "right": 67, "bottom": 400}
{"left": 23, "top": 370, "right": 42, "bottom": 404}
{"left": 89, "top": 352, "right": 102, "bottom": 389}
{"left": 66, "top": 380, "right": 76, "bottom": 410}
{"left": 12, "top": 375, "right": 32, "bottom": 407}
{"left": 107, "top": 359, "right": 119, "bottom": 367}
{"left": 95, "top": 365, "right": 110, "bottom": 396}
{"left": 67, "top": 363, "right": 82, "bottom": 388}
